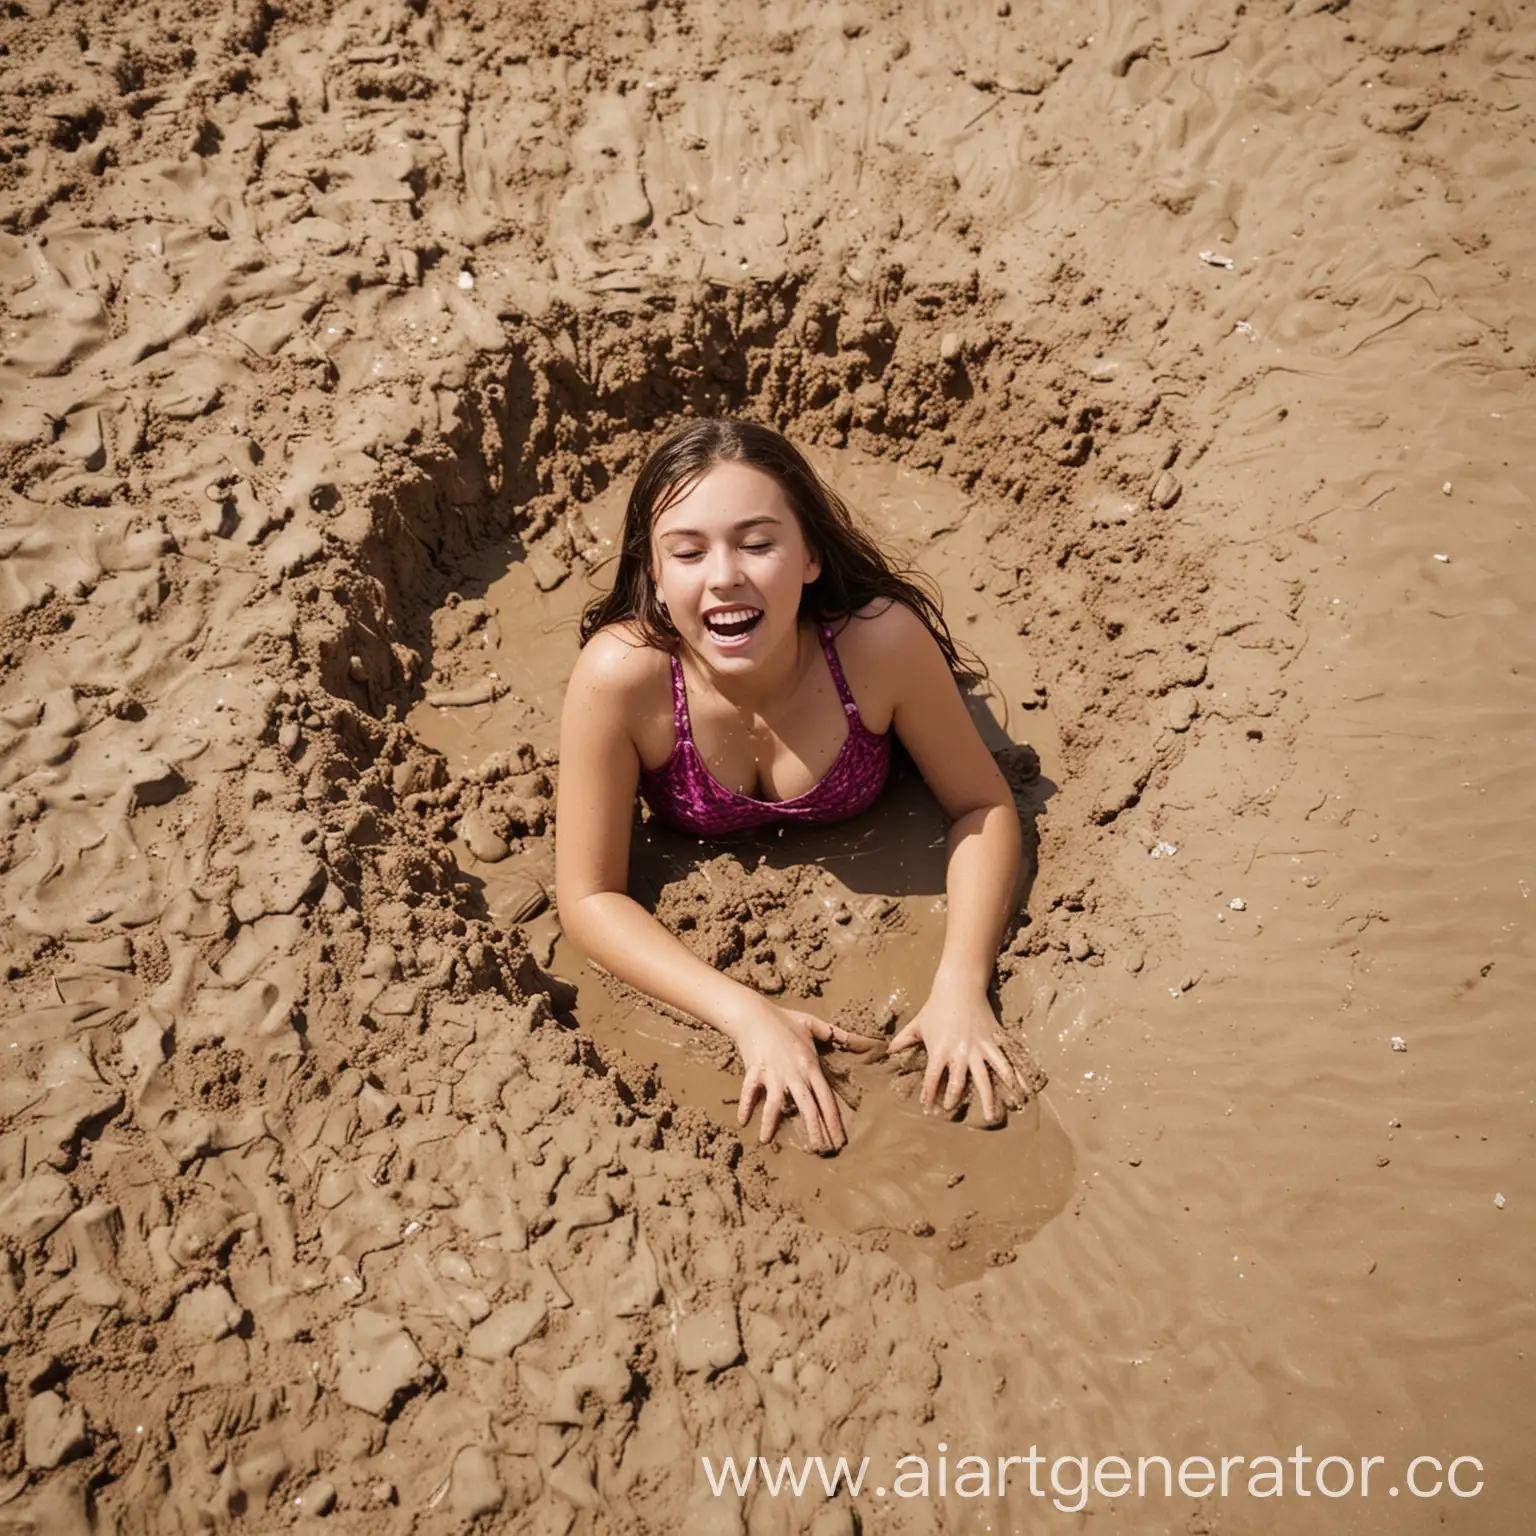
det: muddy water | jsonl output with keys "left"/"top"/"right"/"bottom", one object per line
{"left": 408, "top": 452, "right": 1075, "bottom": 1285}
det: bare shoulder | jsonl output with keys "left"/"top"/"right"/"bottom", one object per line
{"left": 828, "top": 600, "right": 947, "bottom": 730}
{"left": 835, "top": 598, "right": 943, "bottom": 665}
{"left": 565, "top": 623, "right": 672, "bottom": 754}
{"left": 568, "top": 622, "right": 671, "bottom": 700}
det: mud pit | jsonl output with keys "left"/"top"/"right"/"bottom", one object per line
{"left": 4, "top": 0, "right": 1536, "bottom": 1531}
{"left": 405, "top": 453, "right": 1079, "bottom": 1287}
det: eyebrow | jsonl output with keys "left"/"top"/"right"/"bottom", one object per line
{"left": 657, "top": 515, "right": 783, "bottom": 542}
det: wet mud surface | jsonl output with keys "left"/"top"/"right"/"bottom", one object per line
{"left": 2, "top": 0, "right": 1534, "bottom": 1531}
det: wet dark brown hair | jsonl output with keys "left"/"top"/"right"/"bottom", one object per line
{"left": 578, "top": 418, "right": 982, "bottom": 683}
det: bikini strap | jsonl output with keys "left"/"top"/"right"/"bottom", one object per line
{"left": 818, "top": 623, "right": 860, "bottom": 717}
{"left": 667, "top": 651, "right": 692, "bottom": 739}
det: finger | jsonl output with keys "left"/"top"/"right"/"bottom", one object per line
{"left": 889, "top": 1022, "right": 919, "bottom": 1054}
{"left": 737, "top": 1066, "right": 764, "bottom": 1128}
{"left": 788, "top": 1082, "right": 831, "bottom": 1152}
{"left": 982, "top": 1042, "right": 1016, "bottom": 1086}
{"left": 759, "top": 1082, "right": 786, "bottom": 1145}
{"left": 921, "top": 1053, "right": 945, "bottom": 1112}
{"left": 974, "top": 1057, "right": 999, "bottom": 1126}
{"left": 808, "top": 1068, "right": 847, "bottom": 1149}
{"left": 942, "top": 1055, "right": 968, "bottom": 1113}
{"left": 830, "top": 1025, "right": 884, "bottom": 1053}
{"left": 803, "top": 1016, "right": 883, "bottom": 1053}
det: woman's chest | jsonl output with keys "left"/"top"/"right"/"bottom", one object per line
{"left": 686, "top": 676, "right": 851, "bottom": 801}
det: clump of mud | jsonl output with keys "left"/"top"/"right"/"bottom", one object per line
{"left": 656, "top": 855, "right": 873, "bottom": 1007}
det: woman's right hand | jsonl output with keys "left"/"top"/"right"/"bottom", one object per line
{"left": 723, "top": 1000, "right": 882, "bottom": 1152}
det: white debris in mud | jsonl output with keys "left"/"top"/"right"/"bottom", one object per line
{"left": 1494, "top": 1193, "right": 1506, "bottom": 1209}
{"left": 1228, "top": 896, "right": 1246, "bottom": 911}
{"left": 458, "top": 269, "right": 475, "bottom": 290}
{"left": 1389, "top": 1036, "right": 1407, "bottom": 1052}
{"left": 1150, "top": 840, "right": 1178, "bottom": 859}
{"left": 1433, "top": 552, "right": 1450, "bottom": 562}
{"left": 1199, "top": 249, "right": 1235, "bottom": 269}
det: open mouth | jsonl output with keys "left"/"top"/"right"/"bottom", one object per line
{"left": 703, "top": 607, "right": 764, "bottom": 642}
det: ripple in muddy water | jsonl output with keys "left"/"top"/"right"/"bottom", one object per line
{"left": 408, "top": 450, "right": 1076, "bottom": 1285}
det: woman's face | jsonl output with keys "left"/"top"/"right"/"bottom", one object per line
{"left": 649, "top": 461, "right": 821, "bottom": 671}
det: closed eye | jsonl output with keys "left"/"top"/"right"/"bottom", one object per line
{"left": 669, "top": 543, "right": 773, "bottom": 561}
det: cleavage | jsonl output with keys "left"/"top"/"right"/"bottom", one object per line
{"left": 695, "top": 691, "right": 844, "bottom": 801}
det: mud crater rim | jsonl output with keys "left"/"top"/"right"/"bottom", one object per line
{"left": 356, "top": 283, "right": 1187, "bottom": 1275}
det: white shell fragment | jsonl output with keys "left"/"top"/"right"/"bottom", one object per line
{"left": 1494, "top": 1193, "right": 1507, "bottom": 1209}
{"left": 1229, "top": 897, "right": 1246, "bottom": 911}
{"left": 1199, "top": 250, "right": 1235, "bottom": 269}
{"left": 1150, "top": 840, "right": 1178, "bottom": 859}
{"left": 1389, "top": 1036, "right": 1407, "bottom": 1052}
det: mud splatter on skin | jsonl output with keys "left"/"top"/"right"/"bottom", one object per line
{"left": 2, "top": 0, "right": 1534, "bottom": 1528}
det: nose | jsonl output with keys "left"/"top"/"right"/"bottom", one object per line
{"left": 705, "top": 542, "right": 743, "bottom": 590}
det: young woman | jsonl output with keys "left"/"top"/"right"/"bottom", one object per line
{"left": 555, "top": 419, "right": 1023, "bottom": 1152}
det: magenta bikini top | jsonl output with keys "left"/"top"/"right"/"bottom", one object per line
{"left": 638, "top": 623, "right": 892, "bottom": 836}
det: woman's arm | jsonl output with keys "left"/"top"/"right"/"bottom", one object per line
{"left": 554, "top": 634, "right": 748, "bottom": 1024}
{"left": 872, "top": 604, "right": 1024, "bottom": 1122}
{"left": 554, "top": 635, "right": 875, "bottom": 1149}
{"left": 932, "top": 801, "right": 1023, "bottom": 991}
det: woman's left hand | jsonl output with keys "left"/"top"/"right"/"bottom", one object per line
{"left": 888, "top": 990, "right": 1017, "bottom": 1124}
